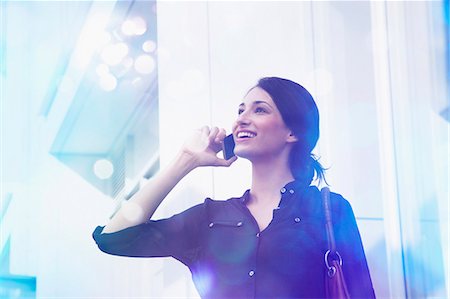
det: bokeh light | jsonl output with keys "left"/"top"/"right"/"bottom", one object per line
{"left": 72, "top": 13, "right": 112, "bottom": 69}
{"left": 98, "top": 73, "right": 117, "bottom": 91}
{"left": 121, "top": 17, "right": 147, "bottom": 36}
{"left": 95, "top": 64, "right": 109, "bottom": 76}
{"left": 142, "top": 40, "right": 156, "bottom": 53}
{"left": 133, "top": 17, "right": 147, "bottom": 35}
{"left": 134, "top": 54, "right": 155, "bottom": 74}
{"left": 97, "top": 31, "right": 112, "bottom": 47}
{"left": 132, "top": 77, "right": 143, "bottom": 87}
{"left": 93, "top": 159, "right": 114, "bottom": 179}
{"left": 121, "top": 20, "right": 135, "bottom": 36}
{"left": 121, "top": 201, "right": 145, "bottom": 222}
{"left": 100, "top": 42, "right": 129, "bottom": 66}
{"left": 122, "top": 57, "right": 134, "bottom": 69}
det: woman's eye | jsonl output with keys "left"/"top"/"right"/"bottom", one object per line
{"left": 255, "top": 107, "right": 267, "bottom": 113}
{"left": 238, "top": 108, "right": 244, "bottom": 115}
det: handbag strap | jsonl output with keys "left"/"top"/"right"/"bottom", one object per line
{"left": 322, "top": 187, "right": 344, "bottom": 277}
{"left": 322, "top": 187, "right": 336, "bottom": 253}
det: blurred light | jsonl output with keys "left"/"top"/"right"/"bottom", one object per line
{"left": 192, "top": 269, "right": 213, "bottom": 296}
{"left": 93, "top": 159, "right": 114, "bottom": 179}
{"left": 132, "top": 77, "right": 143, "bottom": 86}
{"left": 121, "top": 20, "right": 136, "bottom": 36}
{"left": 99, "top": 73, "right": 118, "bottom": 91}
{"left": 121, "top": 17, "right": 147, "bottom": 36}
{"left": 122, "top": 57, "right": 134, "bottom": 68}
{"left": 133, "top": 17, "right": 147, "bottom": 35}
{"left": 85, "top": 13, "right": 110, "bottom": 30}
{"left": 121, "top": 201, "right": 144, "bottom": 222}
{"left": 134, "top": 55, "right": 155, "bottom": 74}
{"left": 72, "top": 12, "right": 112, "bottom": 69}
{"left": 98, "top": 31, "right": 112, "bottom": 47}
{"left": 142, "top": 40, "right": 156, "bottom": 53}
{"left": 100, "top": 42, "right": 129, "bottom": 66}
{"left": 95, "top": 64, "right": 109, "bottom": 76}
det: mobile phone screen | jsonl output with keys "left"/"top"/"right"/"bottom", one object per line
{"left": 222, "top": 134, "right": 235, "bottom": 160}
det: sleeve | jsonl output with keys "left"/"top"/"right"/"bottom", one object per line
{"left": 332, "top": 195, "right": 376, "bottom": 298}
{"left": 92, "top": 202, "right": 207, "bottom": 267}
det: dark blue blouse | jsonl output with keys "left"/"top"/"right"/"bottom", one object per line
{"left": 93, "top": 182, "right": 375, "bottom": 298}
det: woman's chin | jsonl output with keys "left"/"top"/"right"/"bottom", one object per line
{"left": 234, "top": 148, "right": 249, "bottom": 159}
{"left": 234, "top": 148, "right": 257, "bottom": 160}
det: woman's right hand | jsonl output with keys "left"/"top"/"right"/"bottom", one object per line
{"left": 180, "top": 126, "right": 237, "bottom": 168}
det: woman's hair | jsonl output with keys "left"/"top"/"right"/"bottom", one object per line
{"left": 255, "top": 77, "right": 326, "bottom": 186}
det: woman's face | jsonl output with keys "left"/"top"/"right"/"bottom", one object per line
{"left": 231, "top": 87, "right": 296, "bottom": 161}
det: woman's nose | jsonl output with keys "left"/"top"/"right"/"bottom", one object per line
{"left": 232, "top": 113, "right": 250, "bottom": 132}
{"left": 236, "top": 111, "right": 251, "bottom": 126}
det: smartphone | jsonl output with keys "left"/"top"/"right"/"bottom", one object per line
{"left": 222, "top": 134, "right": 235, "bottom": 160}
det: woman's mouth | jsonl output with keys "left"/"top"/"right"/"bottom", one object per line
{"left": 236, "top": 131, "right": 257, "bottom": 139}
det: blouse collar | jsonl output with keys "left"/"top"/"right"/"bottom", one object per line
{"left": 240, "top": 179, "right": 309, "bottom": 204}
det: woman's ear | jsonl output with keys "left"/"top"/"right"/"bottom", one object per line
{"left": 287, "top": 132, "right": 298, "bottom": 143}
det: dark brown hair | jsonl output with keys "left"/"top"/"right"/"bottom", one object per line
{"left": 255, "top": 77, "right": 326, "bottom": 186}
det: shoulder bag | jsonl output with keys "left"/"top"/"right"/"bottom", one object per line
{"left": 321, "top": 187, "right": 351, "bottom": 299}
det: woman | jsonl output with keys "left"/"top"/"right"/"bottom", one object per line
{"left": 93, "top": 77, "right": 375, "bottom": 298}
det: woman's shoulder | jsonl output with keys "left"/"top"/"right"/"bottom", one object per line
{"left": 327, "top": 190, "right": 356, "bottom": 221}
{"left": 330, "top": 191, "right": 351, "bottom": 206}
{"left": 304, "top": 186, "right": 353, "bottom": 215}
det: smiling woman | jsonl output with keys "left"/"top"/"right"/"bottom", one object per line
{"left": 92, "top": 77, "right": 375, "bottom": 298}
{"left": 234, "top": 88, "right": 296, "bottom": 166}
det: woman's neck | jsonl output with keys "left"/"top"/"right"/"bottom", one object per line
{"left": 249, "top": 154, "right": 295, "bottom": 205}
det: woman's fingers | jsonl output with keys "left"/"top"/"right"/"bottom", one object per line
{"left": 209, "top": 127, "right": 228, "bottom": 144}
{"left": 208, "top": 126, "right": 219, "bottom": 142}
{"left": 200, "top": 126, "right": 226, "bottom": 142}
{"left": 195, "top": 125, "right": 230, "bottom": 152}
{"left": 215, "top": 128, "right": 227, "bottom": 143}
{"left": 183, "top": 126, "right": 236, "bottom": 168}
{"left": 200, "top": 126, "right": 210, "bottom": 136}
{"left": 207, "top": 127, "right": 228, "bottom": 153}
{"left": 214, "top": 155, "right": 238, "bottom": 167}
{"left": 211, "top": 156, "right": 236, "bottom": 167}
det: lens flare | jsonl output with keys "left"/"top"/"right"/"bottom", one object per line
{"left": 93, "top": 159, "right": 114, "bottom": 179}
{"left": 134, "top": 55, "right": 155, "bottom": 74}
